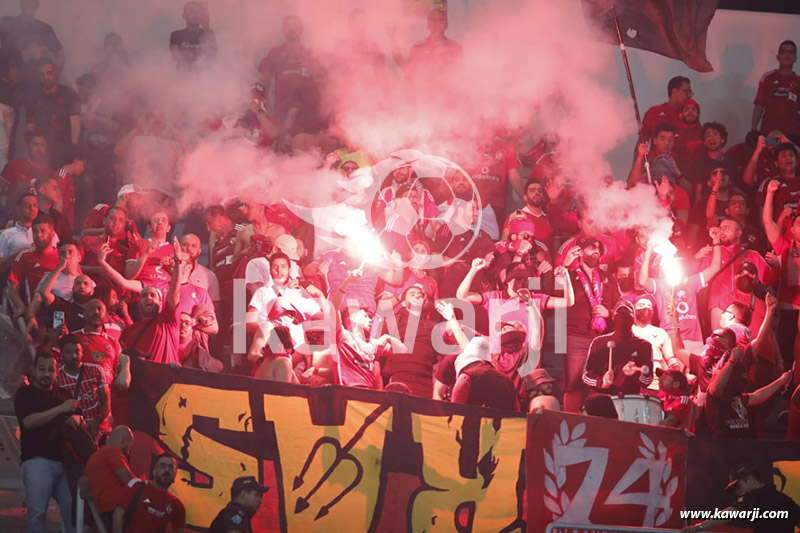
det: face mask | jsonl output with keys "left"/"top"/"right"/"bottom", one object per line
{"left": 635, "top": 308, "right": 652, "bottom": 323}
{"left": 618, "top": 277, "right": 635, "bottom": 292}
{"left": 501, "top": 330, "right": 527, "bottom": 353}
{"left": 735, "top": 275, "right": 755, "bottom": 293}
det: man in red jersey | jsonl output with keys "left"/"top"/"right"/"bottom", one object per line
{"left": 112, "top": 453, "right": 185, "bottom": 533}
{"left": 7, "top": 211, "right": 57, "bottom": 318}
{"left": 74, "top": 299, "right": 122, "bottom": 386}
{"left": 642, "top": 76, "right": 693, "bottom": 142}
{"left": 753, "top": 40, "right": 800, "bottom": 142}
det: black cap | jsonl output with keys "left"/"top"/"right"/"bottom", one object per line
{"left": 737, "top": 260, "right": 758, "bottom": 276}
{"left": 613, "top": 299, "right": 635, "bottom": 316}
{"left": 232, "top": 476, "right": 269, "bottom": 493}
{"left": 725, "top": 467, "right": 760, "bottom": 491}
{"left": 504, "top": 262, "right": 532, "bottom": 283}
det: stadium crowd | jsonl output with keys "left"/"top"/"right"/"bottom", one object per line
{"left": 4, "top": 1, "right": 800, "bottom": 531}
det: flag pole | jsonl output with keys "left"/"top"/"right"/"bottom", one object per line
{"left": 611, "top": 5, "right": 652, "bottom": 184}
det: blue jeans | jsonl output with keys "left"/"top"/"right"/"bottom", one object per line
{"left": 21, "top": 456, "right": 76, "bottom": 533}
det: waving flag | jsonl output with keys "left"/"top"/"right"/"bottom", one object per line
{"left": 582, "top": 0, "right": 719, "bottom": 72}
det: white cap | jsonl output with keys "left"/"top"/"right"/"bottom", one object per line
{"left": 117, "top": 184, "right": 142, "bottom": 198}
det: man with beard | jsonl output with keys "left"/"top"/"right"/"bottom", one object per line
{"left": 54, "top": 334, "right": 109, "bottom": 439}
{"left": 657, "top": 369, "right": 692, "bottom": 429}
{"left": 26, "top": 57, "right": 80, "bottom": 167}
{"left": 704, "top": 179, "right": 768, "bottom": 254}
{"left": 381, "top": 284, "right": 441, "bottom": 397}
{"left": 80, "top": 206, "right": 136, "bottom": 280}
{"left": 8, "top": 212, "right": 58, "bottom": 317}
{"left": 562, "top": 236, "right": 619, "bottom": 412}
{"left": 642, "top": 76, "right": 693, "bottom": 142}
{"left": 83, "top": 425, "right": 136, "bottom": 531}
{"left": 14, "top": 352, "right": 78, "bottom": 533}
{"left": 181, "top": 233, "right": 220, "bottom": 303}
{"left": 113, "top": 453, "right": 186, "bottom": 532}
{"left": 0, "top": 192, "right": 38, "bottom": 274}
{"left": 74, "top": 299, "right": 122, "bottom": 386}
{"left": 502, "top": 178, "right": 562, "bottom": 252}
{"left": 673, "top": 99, "right": 702, "bottom": 169}
{"left": 582, "top": 300, "right": 654, "bottom": 396}
{"left": 81, "top": 184, "right": 144, "bottom": 237}
{"left": 29, "top": 273, "right": 95, "bottom": 333}
{"left": 632, "top": 296, "right": 680, "bottom": 391}
{"left": 687, "top": 122, "right": 741, "bottom": 200}
{"left": 124, "top": 211, "right": 176, "bottom": 292}
{"left": 34, "top": 174, "right": 71, "bottom": 241}
{"left": 1, "top": 131, "right": 52, "bottom": 193}
{"left": 119, "top": 238, "right": 182, "bottom": 364}
{"left": 442, "top": 170, "right": 498, "bottom": 239}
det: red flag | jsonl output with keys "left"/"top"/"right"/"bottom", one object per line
{"left": 582, "top": 0, "right": 719, "bottom": 72}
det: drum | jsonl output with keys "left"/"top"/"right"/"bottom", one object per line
{"left": 612, "top": 395, "right": 664, "bottom": 425}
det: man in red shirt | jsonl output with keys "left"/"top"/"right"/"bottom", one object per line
{"left": 0, "top": 130, "right": 52, "bottom": 192}
{"left": 53, "top": 144, "right": 86, "bottom": 229}
{"left": 54, "top": 334, "right": 109, "bottom": 438}
{"left": 753, "top": 40, "right": 800, "bottom": 142}
{"left": 74, "top": 299, "right": 122, "bottom": 386}
{"left": 83, "top": 425, "right": 135, "bottom": 531}
{"left": 7, "top": 212, "right": 58, "bottom": 318}
{"left": 125, "top": 211, "right": 174, "bottom": 291}
{"left": 81, "top": 183, "right": 144, "bottom": 237}
{"left": 119, "top": 238, "right": 182, "bottom": 364}
{"left": 642, "top": 76, "right": 693, "bottom": 142}
{"left": 763, "top": 179, "right": 800, "bottom": 380}
{"left": 80, "top": 206, "right": 135, "bottom": 281}
{"left": 113, "top": 452, "right": 185, "bottom": 533}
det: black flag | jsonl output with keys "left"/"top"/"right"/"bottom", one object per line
{"left": 582, "top": 0, "right": 719, "bottom": 72}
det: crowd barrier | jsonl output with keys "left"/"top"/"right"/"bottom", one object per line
{"left": 127, "top": 359, "right": 800, "bottom": 532}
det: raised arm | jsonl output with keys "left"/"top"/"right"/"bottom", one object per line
{"left": 37, "top": 254, "right": 67, "bottom": 307}
{"left": 763, "top": 179, "right": 782, "bottom": 245}
{"left": 435, "top": 300, "right": 467, "bottom": 348}
{"left": 99, "top": 243, "right": 143, "bottom": 293}
{"left": 545, "top": 263, "right": 576, "bottom": 309}
{"left": 751, "top": 292, "right": 778, "bottom": 359}
{"left": 743, "top": 135, "right": 766, "bottom": 186}
{"left": 746, "top": 369, "right": 792, "bottom": 407}
{"left": 700, "top": 226, "right": 722, "bottom": 281}
{"left": 708, "top": 347, "right": 741, "bottom": 398}
{"left": 456, "top": 258, "right": 488, "bottom": 304}
{"left": 627, "top": 143, "right": 647, "bottom": 187}
{"left": 166, "top": 237, "right": 181, "bottom": 311}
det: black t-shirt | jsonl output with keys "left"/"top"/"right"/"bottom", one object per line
{"left": 14, "top": 384, "right": 66, "bottom": 462}
{"left": 209, "top": 501, "right": 251, "bottom": 533}
{"left": 0, "top": 16, "right": 61, "bottom": 55}
{"left": 687, "top": 155, "right": 740, "bottom": 196}
{"left": 169, "top": 27, "right": 211, "bottom": 66}
{"left": 41, "top": 296, "right": 86, "bottom": 333}
{"left": 732, "top": 485, "right": 800, "bottom": 532}
{"left": 460, "top": 362, "right": 518, "bottom": 410}
{"left": 434, "top": 353, "right": 458, "bottom": 387}
{"left": 27, "top": 84, "right": 80, "bottom": 145}
{"left": 383, "top": 311, "right": 438, "bottom": 377}
{"left": 567, "top": 268, "right": 620, "bottom": 336}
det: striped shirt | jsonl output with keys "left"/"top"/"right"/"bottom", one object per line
{"left": 55, "top": 363, "right": 107, "bottom": 426}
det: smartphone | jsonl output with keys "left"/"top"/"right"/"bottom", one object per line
{"left": 53, "top": 311, "right": 65, "bottom": 329}
{"left": 765, "top": 137, "right": 780, "bottom": 147}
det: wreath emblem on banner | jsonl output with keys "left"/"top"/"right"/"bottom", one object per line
{"left": 634, "top": 432, "right": 678, "bottom": 526}
{"left": 543, "top": 420, "right": 585, "bottom": 519}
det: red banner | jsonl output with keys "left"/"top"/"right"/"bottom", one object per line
{"left": 527, "top": 410, "right": 688, "bottom": 531}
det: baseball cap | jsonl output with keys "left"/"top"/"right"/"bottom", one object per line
{"left": 523, "top": 368, "right": 558, "bottom": 390}
{"left": 504, "top": 262, "right": 532, "bottom": 283}
{"left": 613, "top": 299, "right": 635, "bottom": 316}
{"left": 576, "top": 235, "right": 601, "bottom": 250}
{"left": 273, "top": 234, "right": 300, "bottom": 261}
{"left": 509, "top": 219, "right": 536, "bottom": 235}
{"left": 251, "top": 82, "right": 266, "bottom": 95}
{"left": 232, "top": 476, "right": 269, "bottom": 493}
{"left": 117, "top": 184, "right": 142, "bottom": 198}
{"left": 725, "top": 467, "right": 760, "bottom": 491}
{"left": 737, "top": 260, "right": 758, "bottom": 276}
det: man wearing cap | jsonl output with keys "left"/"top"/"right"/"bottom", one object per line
{"left": 687, "top": 122, "right": 740, "bottom": 201}
{"left": 657, "top": 369, "right": 692, "bottom": 429}
{"left": 209, "top": 475, "right": 268, "bottom": 532}
{"left": 524, "top": 368, "right": 561, "bottom": 413}
{"left": 682, "top": 467, "right": 800, "bottom": 533}
{"left": 81, "top": 183, "right": 144, "bottom": 237}
{"left": 631, "top": 296, "right": 679, "bottom": 391}
{"left": 582, "top": 300, "right": 653, "bottom": 396}
{"left": 562, "top": 237, "right": 619, "bottom": 412}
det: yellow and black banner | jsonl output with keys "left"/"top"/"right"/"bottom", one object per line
{"left": 128, "top": 359, "right": 527, "bottom": 532}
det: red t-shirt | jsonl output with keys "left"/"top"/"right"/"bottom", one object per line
{"left": 79, "top": 235, "right": 130, "bottom": 279}
{"left": 55, "top": 363, "right": 107, "bottom": 427}
{"left": 335, "top": 325, "right": 383, "bottom": 389}
{"left": 772, "top": 234, "right": 800, "bottom": 307}
{"left": 55, "top": 168, "right": 75, "bottom": 229}
{"left": 83, "top": 203, "right": 110, "bottom": 231}
{"left": 84, "top": 445, "right": 133, "bottom": 513}
{"left": 120, "top": 303, "right": 181, "bottom": 364}
{"left": 658, "top": 391, "right": 692, "bottom": 429}
{"left": 74, "top": 329, "right": 122, "bottom": 385}
{"left": 126, "top": 240, "right": 173, "bottom": 289}
{"left": 503, "top": 208, "right": 553, "bottom": 250}
{"left": 0, "top": 158, "right": 53, "bottom": 188}
{"left": 9, "top": 247, "right": 59, "bottom": 299}
{"left": 642, "top": 102, "right": 682, "bottom": 140}
{"left": 465, "top": 141, "right": 519, "bottom": 211}
{"left": 122, "top": 481, "right": 186, "bottom": 532}
{"left": 754, "top": 70, "right": 800, "bottom": 136}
